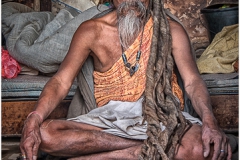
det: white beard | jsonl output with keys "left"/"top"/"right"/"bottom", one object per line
{"left": 117, "top": 0, "right": 146, "bottom": 50}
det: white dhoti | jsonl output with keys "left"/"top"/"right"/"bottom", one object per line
{"left": 68, "top": 98, "right": 202, "bottom": 140}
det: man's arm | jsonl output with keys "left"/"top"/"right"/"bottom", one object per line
{"left": 31, "top": 20, "right": 96, "bottom": 121}
{"left": 169, "top": 20, "right": 231, "bottom": 160}
{"left": 20, "top": 20, "right": 96, "bottom": 160}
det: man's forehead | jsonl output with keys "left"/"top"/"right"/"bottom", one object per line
{"left": 116, "top": 0, "right": 145, "bottom": 1}
{"left": 99, "top": 0, "right": 150, "bottom": 5}
{"left": 113, "top": 0, "right": 150, "bottom": 6}
{"left": 113, "top": 0, "right": 149, "bottom": 3}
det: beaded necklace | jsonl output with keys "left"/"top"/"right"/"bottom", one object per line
{"left": 120, "top": 25, "right": 145, "bottom": 77}
{"left": 118, "top": 12, "right": 148, "bottom": 77}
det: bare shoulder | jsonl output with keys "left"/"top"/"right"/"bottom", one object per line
{"left": 73, "top": 19, "right": 102, "bottom": 45}
{"left": 168, "top": 19, "right": 188, "bottom": 39}
{"left": 168, "top": 19, "right": 190, "bottom": 49}
{"left": 73, "top": 13, "right": 116, "bottom": 51}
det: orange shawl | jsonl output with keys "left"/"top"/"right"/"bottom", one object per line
{"left": 93, "top": 17, "right": 184, "bottom": 109}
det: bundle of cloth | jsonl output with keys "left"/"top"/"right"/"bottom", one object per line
{"left": 2, "top": 2, "right": 109, "bottom": 74}
{"left": 197, "top": 24, "right": 239, "bottom": 74}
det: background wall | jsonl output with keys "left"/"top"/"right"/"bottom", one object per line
{"left": 165, "top": 0, "right": 238, "bottom": 57}
{"left": 2, "top": 0, "right": 238, "bottom": 57}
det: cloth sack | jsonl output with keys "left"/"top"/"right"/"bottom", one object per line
{"left": 2, "top": 2, "right": 109, "bottom": 74}
{"left": 197, "top": 24, "right": 238, "bottom": 74}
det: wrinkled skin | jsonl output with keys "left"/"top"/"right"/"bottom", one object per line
{"left": 20, "top": 0, "right": 232, "bottom": 160}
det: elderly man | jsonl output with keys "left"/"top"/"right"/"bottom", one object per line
{"left": 20, "top": 0, "right": 231, "bottom": 159}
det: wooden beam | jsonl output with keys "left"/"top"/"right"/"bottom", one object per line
{"left": 211, "top": 94, "right": 238, "bottom": 133}
{"left": 2, "top": 100, "right": 70, "bottom": 136}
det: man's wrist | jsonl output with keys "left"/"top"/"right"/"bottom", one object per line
{"left": 27, "top": 111, "right": 43, "bottom": 124}
{"left": 201, "top": 112, "right": 218, "bottom": 127}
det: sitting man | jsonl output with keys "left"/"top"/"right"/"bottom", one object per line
{"left": 20, "top": 0, "right": 232, "bottom": 159}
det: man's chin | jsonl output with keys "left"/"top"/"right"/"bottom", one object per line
{"left": 117, "top": 0, "right": 146, "bottom": 49}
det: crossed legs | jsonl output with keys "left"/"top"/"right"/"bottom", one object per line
{"left": 39, "top": 119, "right": 212, "bottom": 159}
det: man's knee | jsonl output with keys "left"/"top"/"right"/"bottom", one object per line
{"left": 39, "top": 119, "right": 56, "bottom": 153}
{"left": 174, "top": 124, "right": 212, "bottom": 160}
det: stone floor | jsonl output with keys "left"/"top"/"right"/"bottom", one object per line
{"left": 2, "top": 137, "right": 48, "bottom": 160}
{"left": 2, "top": 137, "right": 21, "bottom": 160}
{"left": 1, "top": 137, "right": 64, "bottom": 160}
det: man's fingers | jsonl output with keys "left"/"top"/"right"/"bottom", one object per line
{"left": 218, "top": 136, "right": 230, "bottom": 160}
{"left": 22, "top": 131, "right": 39, "bottom": 160}
{"left": 223, "top": 139, "right": 229, "bottom": 160}
{"left": 20, "top": 143, "right": 26, "bottom": 159}
{"left": 217, "top": 137, "right": 227, "bottom": 160}
{"left": 32, "top": 146, "right": 39, "bottom": 159}
{"left": 211, "top": 139, "right": 221, "bottom": 160}
{"left": 202, "top": 138, "right": 211, "bottom": 158}
{"left": 32, "top": 130, "right": 41, "bottom": 160}
{"left": 227, "top": 143, "right": 232, "bottom": 160}
{"left": 24, "top": 140, "right": 34, "bottom": 160}
{"left": 32, "top": 141, "right": 40, "bottom": 160}
{"left": 20, "top": 117, "right": 42, "bottom": 160}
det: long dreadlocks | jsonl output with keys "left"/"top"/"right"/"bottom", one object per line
{"left": 140, "top": 0, "right": 191, "bottom": 159}
{"left": 98, "top": 0, "right": 192, "bottom": 159}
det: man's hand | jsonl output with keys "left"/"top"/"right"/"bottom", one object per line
{"left": 202, "top": 123, "right": 232, "bottom": 160}
{"left": 20, "top": 114, "right": 42, "bottom": 160}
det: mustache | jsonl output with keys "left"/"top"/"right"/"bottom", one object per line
{"left": 117, "top": 0, "right": 147, "bottom": 50}
{"left": 117, "top": 0, "right": 146, "bottom": 18}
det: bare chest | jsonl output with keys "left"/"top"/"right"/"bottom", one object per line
{"left": 91, "top": 31, "right": 123, "bottom": 73}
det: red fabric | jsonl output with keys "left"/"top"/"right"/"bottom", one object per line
{"left": 2, "top": 47, "right": 21, "bottom": 79}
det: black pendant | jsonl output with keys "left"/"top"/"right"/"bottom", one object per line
{"left": 122, "top": 51, "right": 141, "bottom": 76}
{"left": 129, "top": 63, "right": 139, "bottom": 76}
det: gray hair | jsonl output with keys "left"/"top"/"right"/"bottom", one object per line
{"left": 117, "top": 0, "right": 146, "bottom": 50}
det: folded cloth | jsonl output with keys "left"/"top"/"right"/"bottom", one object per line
{"left": 19, "top": 64, "right": 39, "bottom": 75}
{"left": 68, "top": 98, "right": 202, "bottom": 140}
{"left": 197, "top": 24, "right": 238, "bottom": 74}
{"left": 2, "top": 2, "right": 109, "bottom": 74}
{"left": 52, "top": 0, "right": 96, "bottom": 13}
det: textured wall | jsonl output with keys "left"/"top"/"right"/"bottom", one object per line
{"left": 50, "top": 0, "right": 238, "bottom": 55}
{"left": 165, "top": 0, "right": 238, "bottom": 56}
{"left": 165, "top": 0, "right": 211, "bottom": 55}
